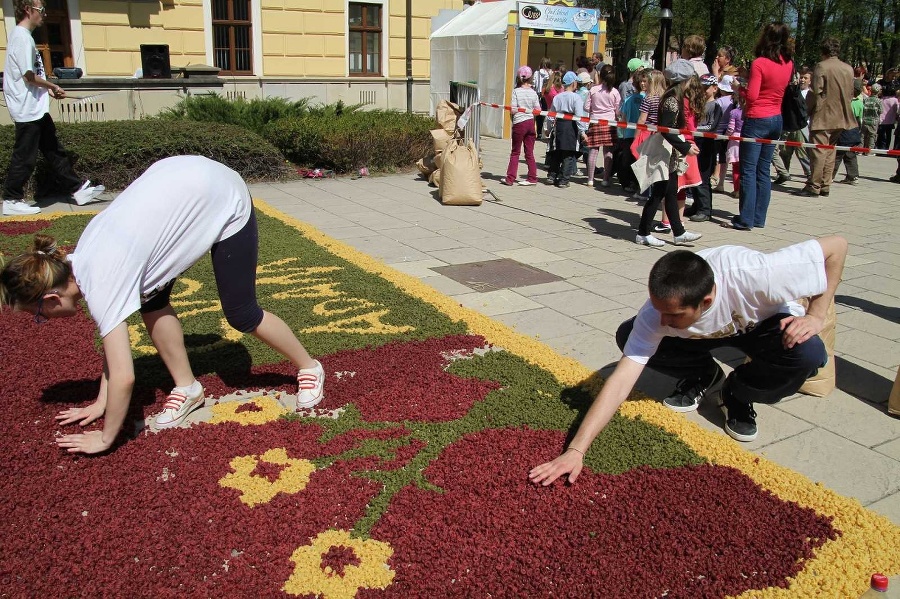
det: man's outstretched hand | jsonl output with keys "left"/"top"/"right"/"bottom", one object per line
{"left": 528, "top": 450, "right": 584, "bottom": 486}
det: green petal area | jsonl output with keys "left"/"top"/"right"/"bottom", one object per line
{"left": 447, "top": 350, "right": 706, "bottom": 475}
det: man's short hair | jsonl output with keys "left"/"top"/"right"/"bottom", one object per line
{"left": 682, "top": 35, "right": 706, "bottom": 59}
{"left": 13, "top": 0, "right": 36, "bottom": 22}
{"left": 648, "top": 251, "right": 715, "bottom": 308}
{"left": 821, "top": 37, "right": 841, "bottom": 58}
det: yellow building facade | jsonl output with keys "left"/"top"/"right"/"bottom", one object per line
{"left": 0, "top": 0, "right": 463, "bottom": 123}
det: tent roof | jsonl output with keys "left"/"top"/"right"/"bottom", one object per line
{"left": 430, "top": 1, "right": 516, "bottom": 38}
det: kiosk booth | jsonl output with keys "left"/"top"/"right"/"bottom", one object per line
{"left": 430, "top": 1, "right": 606, "bottom": 139}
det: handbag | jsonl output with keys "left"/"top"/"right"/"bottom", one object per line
{"left": 781, "top": 83, "right": 808, "bottom": 132}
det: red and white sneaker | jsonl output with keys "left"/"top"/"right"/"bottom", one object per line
{"left": 155, "top": 383, "right": 205, "bottom": 429}
{"left": 296, "top": 361, "right": 325, "bottom": 409}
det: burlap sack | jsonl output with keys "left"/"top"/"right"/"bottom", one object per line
{"left": 436, "top": 100, "right": 463, "bottom": 134}
{"left": 416, "top": 157, "right": 435, "bottom": 177}
{"left": 889, "top": 367, "right": 900, "bottom": 416}
{"left": 439, "top": 139, "right": 482, "bottom": 206}
{"left": 798, "top": 298, "right": 836, "bottom": 397}
{"left": 428, "top": 168, "right": 441, "bottom": 187}
{"left": 431, "top": 129, "right": 453, "bottom": 154}
{"left": 433, "top": 150, "right": 443, "bottom": 170}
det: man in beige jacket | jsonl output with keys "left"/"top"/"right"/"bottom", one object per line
{"left": 793, "top": 37, "right": 857, "bottom": 197}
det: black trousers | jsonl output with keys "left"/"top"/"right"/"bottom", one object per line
{"left": 690, "top": 138, "right": 717, "bottom": 216}
{"left": 616, "top": 313, "right": 827, "bottom": 406}
{"left": 2, "top": 113, "right": 82, "bottom": 201}
{"left": 638, "top": 174, "right": 686, "bottom": 237}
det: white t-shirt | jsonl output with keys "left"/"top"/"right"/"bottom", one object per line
{"left": 3, "top": 25, "right": 49, "bottom": 123}
{"left": 623, "top": 240, "right": 827, "bottom": 365}
{"left": 69, "top": 156, "right": 253, "bottom": 337}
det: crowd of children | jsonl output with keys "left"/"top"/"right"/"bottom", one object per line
{"left": 502, "top": 35, "right": 900, "bottom": 246}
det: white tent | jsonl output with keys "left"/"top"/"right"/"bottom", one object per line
{"left": 430, "top": 1, "right": 515, "bottom": 139}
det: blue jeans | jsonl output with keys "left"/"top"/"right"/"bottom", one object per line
{"left": 736, "top": 115, "right": 783, "bottom": 229}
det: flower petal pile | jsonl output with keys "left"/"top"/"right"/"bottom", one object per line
{"left": 0, "top": 208, "right": 896, "bottom": 597}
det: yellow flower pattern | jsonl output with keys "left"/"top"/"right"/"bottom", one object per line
{"left": 283, "top": 530, "right": 395, "bottom": 598}
{"left": 208, "top": 396, "right": 289, "bottom": 426}
{"left": 219, "top": 447, "right": 316, "bottom": 507}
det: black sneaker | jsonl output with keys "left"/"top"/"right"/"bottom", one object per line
{"left": 653, "top": 222, "right": 672, "bottom": 233}
{"left": 722, "top": 388, "right": 758, "bottom": 442}
{"left": 663, "top": 365, "right": 725, "bottom": 412}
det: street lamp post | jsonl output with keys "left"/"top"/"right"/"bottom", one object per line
{"left": 654, "top": 0, "right": 673, "bottom": 70}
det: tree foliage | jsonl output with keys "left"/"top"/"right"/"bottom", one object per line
{"left": 580, "top": 0, "right": 899, "bottom": 76}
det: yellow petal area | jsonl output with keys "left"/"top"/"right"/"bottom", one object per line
{"left": 283, "top": 529, "right": 395, "bottom": 598}
{"left": 208, "top": 396, "right": 289, "bottom": 426}
{"left": 219, "top": 447, "right": 316, "bottom": 507}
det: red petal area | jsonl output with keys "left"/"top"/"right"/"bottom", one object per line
{"left": 322, "top": 335, "right": 499, "bottom": 422}
{"left": 321, "top": 545, "right": 361, "bottom": 577}
{"left": 1, "top": 420, "right": 381, "bottom": 596}
{"left": 372, "top": 428, "right": 837, "bottom": 598}
{"left": 0, "top": 219, "right": 52, "bottom": 236}
{"left": 194, "top": 335, "right": 499, "bottom": 423}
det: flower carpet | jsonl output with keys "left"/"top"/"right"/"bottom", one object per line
{"left": 1, "top": 205, "right": 898, "bottom": 597}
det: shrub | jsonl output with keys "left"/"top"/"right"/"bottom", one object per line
{"left": 0, "top": 119, "right": 292, "bottom": 195}
{"left": 158, "top": 94, "right": 364, "bottom": 136}
{"left": 266, "top": 110, "right": 434, "bottom": 173}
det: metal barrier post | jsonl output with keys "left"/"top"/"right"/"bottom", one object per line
{"left": 449, "top": 81, "right": 481, "bottom": 154}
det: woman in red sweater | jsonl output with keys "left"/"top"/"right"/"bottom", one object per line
{"left": 731, "top": 23, "right": 794, "bottom": 230}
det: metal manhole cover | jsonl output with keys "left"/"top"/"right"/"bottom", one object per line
{"left": 431, "top": 258, "right": 563, "bottom": 292}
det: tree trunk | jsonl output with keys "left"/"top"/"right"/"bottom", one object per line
{"left": 705, "top": 0, "right": 726, "bottom": 67}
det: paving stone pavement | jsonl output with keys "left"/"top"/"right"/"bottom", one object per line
{"left": 36, "top": 137, "right": 900, "bottom": 530}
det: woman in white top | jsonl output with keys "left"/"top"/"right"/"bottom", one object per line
{"left": 0, "top": 156, "right": 325, "bottom": 454}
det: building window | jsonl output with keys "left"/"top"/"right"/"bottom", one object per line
{"left": 212, "top": 0, "right": 252, "bottom": 75}
{"left": 348, "top": 3, "right": 382, "bottom": 76}
{"left": 33, "top": 0, "right": 73, "bottom": 72}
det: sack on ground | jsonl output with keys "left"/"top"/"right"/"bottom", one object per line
{"left": 439, "top": 139, "right": 482, "bottom": 206}
{"left": 889, "top": 366, "right": 900, "bottom": 416}
{"left": 416, "top": 156, "right": 436, "bottom": 177}
{"left": 433, "top": 151, "right": 444, "bottom": 170}
{"left": 428, "top": 168, "right": 441, "bottom": 188}
{"left": 431, "top": 128, "right": 453, "bottom": 154}
{"left": 436, "top": 100, "right": 463, "bottom": 135}
{"left": 798, "top": 298, "right": 836, "bottom": 397}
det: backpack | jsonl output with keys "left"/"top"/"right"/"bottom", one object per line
{"left": 781, "top": 83, "right": 808, "bottom": 132}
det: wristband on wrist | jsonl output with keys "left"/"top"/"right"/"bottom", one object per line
{"left": 567, "top": 446, "right": 585, "bottom": 457}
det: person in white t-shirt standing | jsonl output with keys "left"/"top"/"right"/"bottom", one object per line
{"left": 530, "top": 236, "right": 847, "bottom": 486}
{"left": 2, "top": 0, "right": 103, "bottom": 216}
{"left": 0, "top": 156, "right": 325, "bottom": 454}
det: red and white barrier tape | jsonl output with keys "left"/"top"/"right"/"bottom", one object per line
{"left": 478, "top": 102, "right": 900, "bottom": 157}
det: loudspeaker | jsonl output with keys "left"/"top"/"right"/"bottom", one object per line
{"left": 53, "top": 67, "right": 83, "bottom": 79}
{"left": 140, "top": 44, "right": 171, "bottom": 79}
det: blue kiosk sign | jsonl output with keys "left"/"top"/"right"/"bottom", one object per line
{"left": 517, "top": 2, "right": 601, "bottom": 34}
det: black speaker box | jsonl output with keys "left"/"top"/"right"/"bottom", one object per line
{"left": 140, "top": 44, "right": 171, "bottom": 79}
{"left": 53, "top": 67, "right": 83, "bottom": 79}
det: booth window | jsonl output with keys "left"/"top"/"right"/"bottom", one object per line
{"left": 348, "top": 3, "right": 382, "bottom": 76}
{"left": 212, "top": 0, "right": 253, "bottom": 75}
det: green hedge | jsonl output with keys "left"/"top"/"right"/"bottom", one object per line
{"left": 0, "top": 119, "right": 293, "bottom": 196}
{"left": 266, "top": 110, "right": 434, "bottom": 173}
